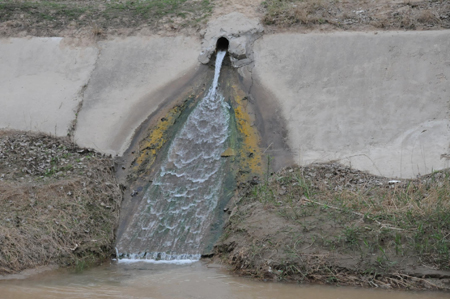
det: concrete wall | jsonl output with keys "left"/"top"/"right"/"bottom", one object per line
{"left": 0, "top": 38, "right": 98, "bottom": 136}
{"left": 1, "top": 31, "right": 449, "bottom": 178}
{"left": 253, "top": 31, "right": 450, "bottom": 178}
{"left": 0, "top": 36, "right": 200, "bottom": 156}
{"left": 73, "top": 36, "right": 200, "bottom": 155}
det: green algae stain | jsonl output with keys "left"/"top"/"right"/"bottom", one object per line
{"left": 202, "top": 81, "right": 265, "bottom": 253}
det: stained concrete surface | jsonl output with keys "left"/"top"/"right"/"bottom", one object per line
{"left": 0, "top": 38, "right": 98, "bottom": 136}
{"left": 252, "top": 31, "right": 450, "bottom": 178}
{"left": 1, "top": 31, "right": 449, "bottom": 178}
{"left": 73, "top": 36, "right": 201, "bottom": 156}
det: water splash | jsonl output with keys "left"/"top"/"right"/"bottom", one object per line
{"left": 117, "top": 51, "right": 229, "bottom": 262}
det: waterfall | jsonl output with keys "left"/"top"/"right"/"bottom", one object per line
{"left": 117, "top": 51, "right": 229, "bottom": 263}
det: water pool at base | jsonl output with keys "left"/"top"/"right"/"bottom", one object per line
{"left": 1, "top": 262, "right": 449, "bottom": 299}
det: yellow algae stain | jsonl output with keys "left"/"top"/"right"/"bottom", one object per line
{"left": 231, "top": 85, "right": 263, "bottom": 178}
{"left": 131, "top": 100, "right": 190, "bottom": 177}
{"left": 127, "top": 80, "right": 263, "bottom": 185}
{"left": 221, "top": 147, "right": 235, "bottom": 157}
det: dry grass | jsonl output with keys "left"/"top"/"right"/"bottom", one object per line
{"left": 0, "top": 0, "right": 213, "bottom": 37}
{"left": 311, "top": 172, "right": 450, "bottom": 219}
{"left": 416, "top": 9, "right": 441, "bottom": 24}
{"left": 0, "top": 131, "right": 121, "bottom": 274}
{"left": 216, "top": 163, "right": 450, "bottom": 289}
{"left": 261, "top": 0, "right": 450, "bottom": 31}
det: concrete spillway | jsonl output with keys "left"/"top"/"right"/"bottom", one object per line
{"left": 0, "top": 26, "right": 449, "bottom": 179}
{"left": 116, "top": 51, "right": 229, "bottom": 261}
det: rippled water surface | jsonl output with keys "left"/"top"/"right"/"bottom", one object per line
{"left": 117, "top": 51, "right": 229, "bottom": 260}
{"left": 1, "top": 262, "right": 449, "bottom": 299}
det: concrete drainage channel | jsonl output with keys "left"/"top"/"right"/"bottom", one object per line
{"left": 1, "top": 11, "right": 450, "bottom": 292}
{"left": 1, "top": 14, "right": 448, "bottom": 178}
{"left": 113, "top": 16, "right": 271, "bottom": 262}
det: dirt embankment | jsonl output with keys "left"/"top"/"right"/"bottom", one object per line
{"left": 1, "top": 0, "right": 449, "bottom": 38}
{"left": 0, "top": 131, "right": 121, "bottom": 275}
{"left": 215, "top": 163, "right": 450, "bottom": 290}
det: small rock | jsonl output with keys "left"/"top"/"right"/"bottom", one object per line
{"left": 388, "top": 180, "right": 401, "bottom": 184}
{"left": 250, "top": 176, "right": 260, "bottom": 185}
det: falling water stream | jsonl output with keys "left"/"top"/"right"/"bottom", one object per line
{"left": 116, "top": 51, "right": 229, "bottom": 261}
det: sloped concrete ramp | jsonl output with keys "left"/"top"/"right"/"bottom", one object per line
{"left": 253, "top": 31, "right": 450, "bottom": 178}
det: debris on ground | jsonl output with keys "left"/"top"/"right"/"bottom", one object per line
{"left": 0, "top": 130, "right": 122, "bottom": 274}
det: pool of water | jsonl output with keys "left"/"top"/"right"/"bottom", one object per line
{"left": 1, "top": 261, "right": 449, "bottom": 299}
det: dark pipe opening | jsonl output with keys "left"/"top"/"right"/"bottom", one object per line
{"left": 216, "top": 37, "right": 229, "bottom": 51}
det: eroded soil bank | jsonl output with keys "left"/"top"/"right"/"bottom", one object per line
{"left": 0, "top": 131, "right": 121, "bottom": 275}
{"left": 215, "top": 163, "right": 450, "bottom": 291}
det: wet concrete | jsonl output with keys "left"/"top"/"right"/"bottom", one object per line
{"left": 114, "top": 68, "right": 210, "bottom": 257}
{"left": 116, "top": 52, "right": 232, "bottom": 259}
{"left": 114, "top": 55, "right": 272, "bottom": 259}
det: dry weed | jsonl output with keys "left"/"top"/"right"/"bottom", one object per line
{"left": 261, "top": 0, "right": 450, "bottom": 30}
{"left": 0, "top": 131, "right": 121, "bottom": 274}
{"left": 217, "top": 163, "right": 450, "bottom": 289}
{"left": 417, "top": 9, "right": 440, "bottom": 24}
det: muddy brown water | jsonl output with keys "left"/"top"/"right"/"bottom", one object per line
{"left": 1, "top": 262, "right": 449, "bottom": 299}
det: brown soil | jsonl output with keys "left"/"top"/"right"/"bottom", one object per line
{"left": 0, "top": 130, "right": 121, "bottom": 274}
{"left": 212, "top": 0, "right": 263, "bottom": 20}
{"left": 215, "top": 163, "right": 450, "bottom": 290}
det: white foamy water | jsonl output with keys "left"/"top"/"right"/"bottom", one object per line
{"left": 117, "top": 51, "right": 229, "bottom": 261}
{"left": 117, "top": 258, "right": 199, "bottom": 265}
